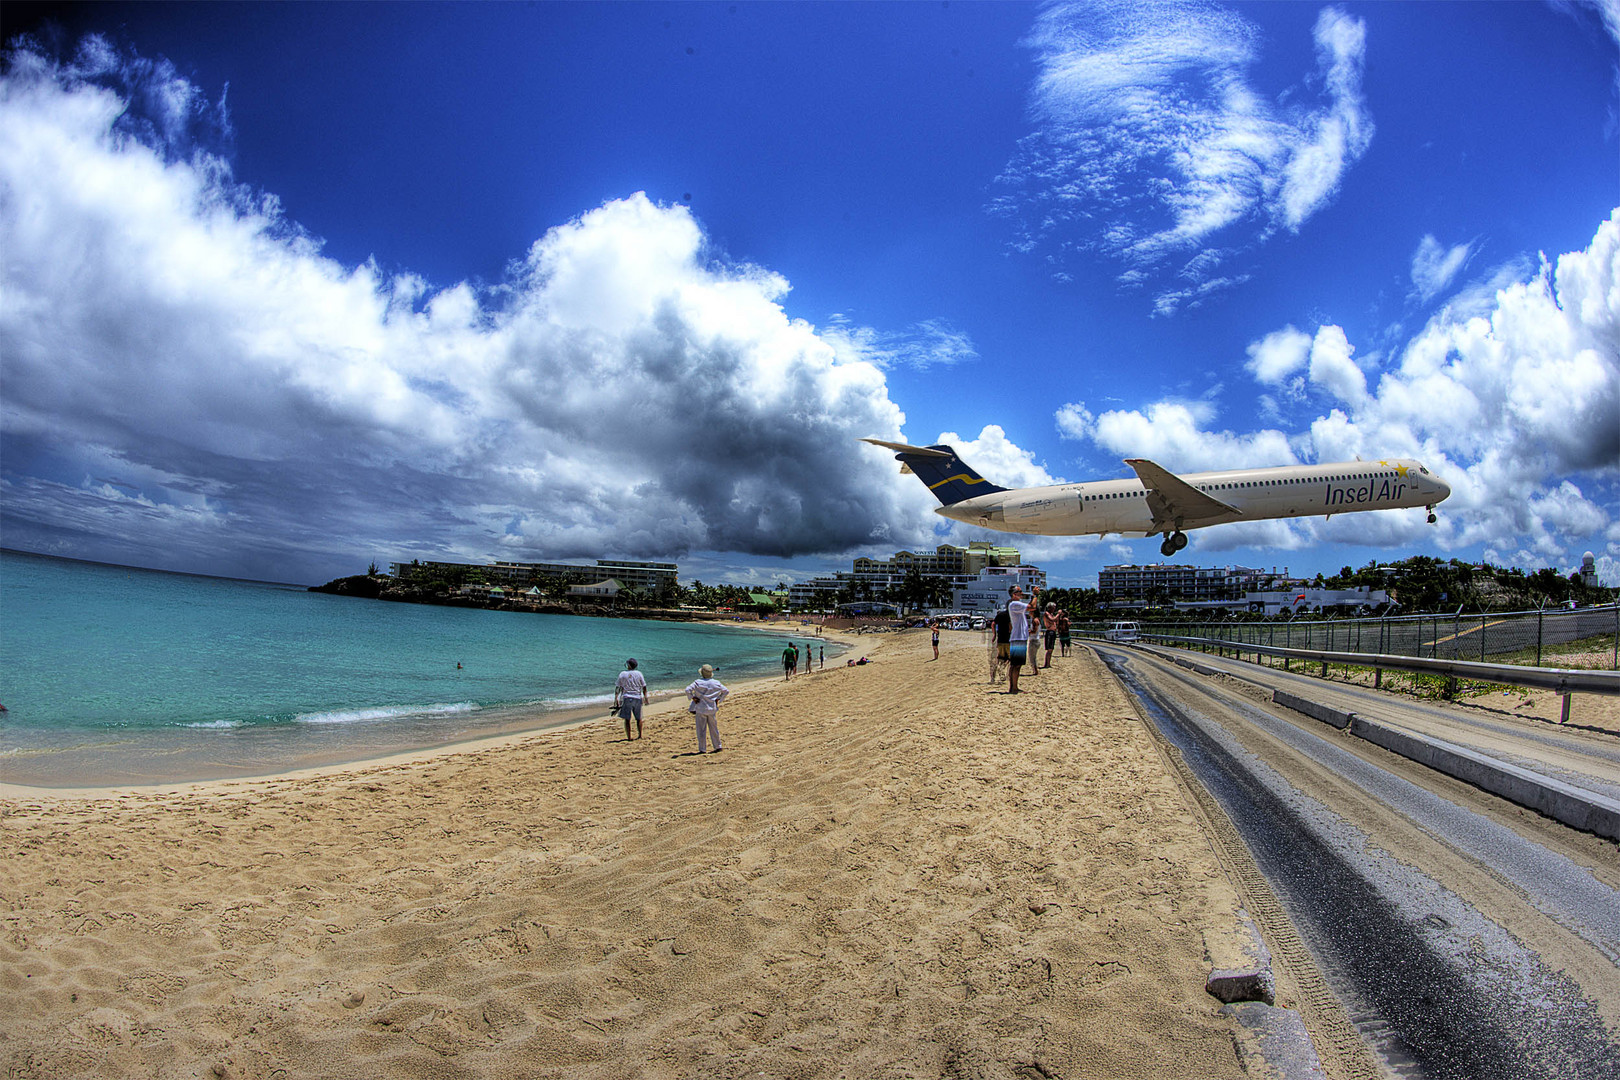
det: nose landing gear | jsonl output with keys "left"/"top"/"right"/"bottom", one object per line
{"left": 1159, "top": 530, "right": 1189, "bottom": 557}
{"left": 1426, "top": 505, "right": 1437, "bottom": 524}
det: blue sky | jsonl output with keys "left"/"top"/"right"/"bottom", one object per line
{"left": 2, "top": 1, "right": 1617, "bottom": 589}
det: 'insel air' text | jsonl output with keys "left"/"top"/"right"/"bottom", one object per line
{"left": 1323, "top": 480, "right": 1408, "bottom": 506}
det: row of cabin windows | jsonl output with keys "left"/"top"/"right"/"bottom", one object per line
{"left": 1086, "top": 471, "right": 1395, "bottom": 500}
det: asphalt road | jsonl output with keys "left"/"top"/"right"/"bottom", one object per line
{"left": 1092, "top": 642, "right": 1620, "bottom": 1080}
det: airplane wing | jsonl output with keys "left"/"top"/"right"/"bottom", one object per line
{"left": 1124, "top": 458, "right": 1239, "bottom": 533}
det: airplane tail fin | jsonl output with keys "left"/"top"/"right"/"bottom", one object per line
{"left": 862, "top": 438, "right": 1008, "bottom": 506}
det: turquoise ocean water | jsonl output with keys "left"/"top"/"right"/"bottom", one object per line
{"left": 1, "top": 550, "right": 831, "bottom": 786}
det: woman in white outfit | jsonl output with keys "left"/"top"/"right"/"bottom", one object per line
{"left": 684, "top": 664, "right": 730, "bottom": 753}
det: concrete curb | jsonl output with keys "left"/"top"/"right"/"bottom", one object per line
{"left": 1205, "top": 909, "right": 1327, "bottom": 1079}
{"left": 1158, "top": 648, "right": 1271, "bottom": 695}
{"left": 1220, "top": 1002, "right": 1330, "bottom": 1080}
{"left": 1272, "top": 690, "right": 1352, "bottom": 730}
{"left": 1205, "top": 907, "right": 1276, "bottom": 1005}
{"left": 1348, "top": 715, "right": 1620, "bottom": 840}
{"left": 1263, "top": 690, "right": 1620, "bottom": 841}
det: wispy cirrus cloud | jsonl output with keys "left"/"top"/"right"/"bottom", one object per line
{"left": 991, "top": 1, "right": 1373, "bottom": 314}
{"left": 821, "top": 317, "right": 979, "bottom": 370}
{"left": 1410, "top": 234, "right": 1475, "bottom": 302}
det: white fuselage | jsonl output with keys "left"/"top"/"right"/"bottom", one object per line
{"left": 936, "top": 459, "right": 1451, "bottom": 536}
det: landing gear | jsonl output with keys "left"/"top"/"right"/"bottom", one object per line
{"left": 1426, "top": 506, "right": 1437, "bottom": 524}
{"left": 1159, "top": 530, "right": 1189, "bottom": 556}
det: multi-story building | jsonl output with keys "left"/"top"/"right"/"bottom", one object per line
{"left": 389, "top": 560, "right": 482, "bottom": 582}
{"left": 494, "top": 559, "right": 678, "bottom": 593}
{"left": 786, "top": 542, "right": 1027, "bottom": 611}
{"left": 950, "top": 565, "right": 1048, "bottom": 615}
{"left": 392, "top": 558, "right": 677, "bottom": 594}
{"left": 1099, "top": 563, "right": 1277, "bottom": 602}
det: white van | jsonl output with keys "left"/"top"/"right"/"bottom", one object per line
{"left": 1104, "top": 620, "right": 1140, "bottom": 643}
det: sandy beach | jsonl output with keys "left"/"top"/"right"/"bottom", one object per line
{"left": 3, "top": 630, "right": 1266, "bottom": 1079}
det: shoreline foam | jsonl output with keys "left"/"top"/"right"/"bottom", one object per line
{"left": 0, "top": 623, "right": 861, "bottom": 796}
{"left": 0, "top": 619, "right": 856, "bottom": 793}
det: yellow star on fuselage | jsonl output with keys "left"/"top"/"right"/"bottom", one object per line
{"left": 1377, "top": 459, "right": 1410, "bottom": 477}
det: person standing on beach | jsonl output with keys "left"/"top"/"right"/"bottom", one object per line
{"left": 1007, "top": 585, "right": 1037, "bottom": 692}
{"left": 685, "top": 664, "right": 729, "bottom": 753}
{"left": 614, "top": 658, "right": 648, "bottom": 741}
{"left": 818, "top": 644, "right": 824, "bottom": 671}
{"left": 782, "top": 641, "right": 798, "bottom": 680}
{"left": 990, "top": 607, "right": 1011, "bottom": 684}
{"left": 1024, "top": 586, "right": 1042, "bottom": 677}
{"left": 931, "top": 622, "right": 940, "bottom": 660}
{"left": 1057, "top": 610, "right": 1072, "bottom": 657}
{"left": 1041, "top": 603, "right": 1060, "bottom": 668}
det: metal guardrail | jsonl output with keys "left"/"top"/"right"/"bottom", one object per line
{"left": 1081, "top": 604, "right": 1619, "bottom": 670}
{"left": 1136, "top": 634, "right": 1620, "bottom": 696}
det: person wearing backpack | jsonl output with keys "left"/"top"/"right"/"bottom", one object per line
{"left": 990, "top": 607, "right": 1012, "bottom": 686}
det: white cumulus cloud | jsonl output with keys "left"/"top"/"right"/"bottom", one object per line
{"left": 1306, "top": 324, "right": 1368, "bottom": 407}
{"left": 0, "top": 39, "right": 960, "bottom": 582}
{"left": 1246, "top": 325, "right": 1312, "bottom": 385}
{"left": 1088, "top": 400, "right": 1299, "bottom": 471}
{"left": 1054, "top": 402, "right": 1096, "bottom": 441}
{"left": 1060, "top": 209, "right": 1620, "bottom": 567}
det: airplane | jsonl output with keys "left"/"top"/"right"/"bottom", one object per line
{"left": 862, "top": 438, "right": 1451, "bottom": 557}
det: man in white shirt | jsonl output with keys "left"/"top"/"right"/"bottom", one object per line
{"left": 614, "top": 658, "right": 648, "bottom": 741}
{"left": 1006, "top": 585, "right": 1036, "bottom": 693}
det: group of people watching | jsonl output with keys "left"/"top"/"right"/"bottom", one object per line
{"left": 781, "top": 640, "right": 823, "bottom": 679}
{"left": 988, "top": 584, "right": 1071, "bottom": 693}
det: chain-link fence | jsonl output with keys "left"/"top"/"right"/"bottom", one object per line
{"left": 1082, "top": 604, "right": 1620, "bottom": 670}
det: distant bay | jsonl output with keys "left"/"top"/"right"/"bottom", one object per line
{"left": 0, "top": 549, "right": 831, "bottom": 786}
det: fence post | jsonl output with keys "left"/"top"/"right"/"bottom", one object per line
{"left": 1375, "top": 614, "right": 1384, "bottom": 689}
{"left": 1537, "top": 605, "right": 1544, "bottom": 668}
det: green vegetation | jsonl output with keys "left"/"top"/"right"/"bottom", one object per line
{"left": 1484, "top": 633, "right": 1618, "bottom": 670}
{"left": 1104, "top": 556, "right": 1611, "bottom": 618}
{"left": 1240, "top": 653, "right": 1538, "bottom": 701}
{"left": 1319, "top": 556, "right": 1611, "bottom": 614}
